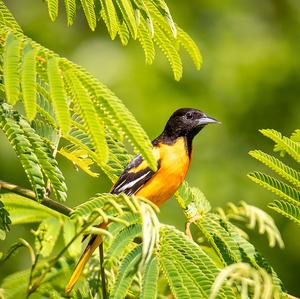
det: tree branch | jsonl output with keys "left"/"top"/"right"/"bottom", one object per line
{"left": 0, "top": 180, "right": 73, "bottom": 216}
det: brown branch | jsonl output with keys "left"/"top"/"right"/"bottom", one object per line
{"left": 0, "top": 180, "right": 73, "bottom": 216}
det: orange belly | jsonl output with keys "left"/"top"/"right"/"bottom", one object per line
{"left": 136, "top": 137, "right": 191, "bottom": 206}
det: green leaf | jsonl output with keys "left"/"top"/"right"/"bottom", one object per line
{"left": 0, "top": 102, "right": 46, "bottom": 200}
{"left": 72, "top": 193, "right": 119, "bottom": 218}
{"left": 59, "top": 147, "right": 100, "bottom": 177}
{"left": 177, "top": 27, "right": 202, "bottom": 70}
{"left": 0, "top": 199, "right": 11, "bottom": 241}
{"left": 64, "top": 70, "right": 109, "bottom": 163}
{"left": 107, "top": 223, "right": 142, "bottom": 260}
{"left": 269, "top": 200, "right": 300, "bottom": 226}
{"left": 116, "top": 0, "right": 138, "bottom": 39}
{"left": 153, "top": 24, "right": 182, "bottom": 81}
{"left": 118, "top": 21, "right": 130, "bottom": 45}
{"left": 248, "top": 172, "right": 300, "bottom": 207}
{"left": 140, "top": 256, "right": 159, "bottom": 299}
{"left": 80, "top": 0, "right": 96, "bottom": 31}
{"left": 0, "top": 269, "right": 29, "bottom": 299}
{"left": 138, "top": 16, "right": 155, "bottom": 64}
{"left": 21, "top": 45, "right": 38, "bottom": 121}
{"left": 47, "top": 57, "right": 71, "bottom": 135}
{"left": 249, "top": 150, "right": 300, "bottom": 188}
{"left": 99, "top": 0, "right": 119, "bottom": 39}
{"left": 48, "top": 0, "right": 59, "bottom": 21}
{"left": 64, "top": 0, "right": 76, "bottom": 26}
{"left": 19, "top": 117, "right": 67, "bottom": 202}
{"left": 0, "top": 193, "right": 63, "bottom": 224}
{"left": 0, "top": 1, "right": 23, "bottom": 33}
{"left": 158, "top": 226, "right": 236, "bottom": 299}
{"left": 3, "top": 32, "right": 21, "bottom": 105}
{"left": 260, "top": 129, "right": 300, "bottom": 163}
{"left": 111, "top": 245, "right": 142, "bottom": 298}
{"left": 176, "top": 181, "right": 211, "bottom": 214}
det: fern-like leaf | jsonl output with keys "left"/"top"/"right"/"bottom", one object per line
{"left": 0, "top": 200, "right": 11, "bottom": 238}
{"left": 269, "top": 200, "right": 300, "bottom": 226}
{"left": 59, "top": 147, "right": 99, "bottom": 177}
{"left": 21, "top": 45, "right": 37, "bottom": 121}
{"left": 47, "top": 0, "right": 59, "bottom": 21}
{"left": 151, "top": 0, "right": 176, "bottom": 37}
{"left": 0, "top": 102, "right": 46, "bottom": 200}
{"left": 158, "top": 226, "right": 236, "bottom": 299}
{"left": 72, "top": 193, "right": 118, "bottom": 218}
{"left": 177, "top": 27, "right": 202, "bottom": 70}
{"left": 249, "top": 150, "right": 300, "bottom": 188}
{"left": 218, "top": 201, "right": 284, "bottom": 249}
{"left": 47, "top": 57, "right": 71, "bottom": 135}
{"left": 118, "top": 21, "right": 130, "bottom": 45}
{"left": 74, "top": 70, "right": 156, "bottom": 170}
{"left": 248, "top": 172, "right": 300, "bottom": 207}
{"left": 106, "top": 223, "right": 142, "bottom": 260}
{"left": 3, "top": 33, "right": 21, "bottom": 105}
{"left": 0, "top": 1, "right": 22, "bottom": 33}
{"left": 138, "top": 16, "right": 156, "bottom": 64}
{"left": 153, "top": 24, "right": 182, "bottom": 80}
{"left": 209, "top": 263, "right": 282, "bottom": 299}
{"left": 140, "top": 256, "right": 159, "bottom": 299}
{"left": 116, "top": 0, "right": 138, "bottom": 39}
{"left": 80, "top": 0, "right": 97, "bottom": 31}
{"left": 110, "top": 245, "right": 142, "bottom": 299}
{"left": 19, "top": 117, "right": 67, "bottom": 202}
{"left": 64, "top": 70, "right": 108, "bottom": 163}
{"left": 64, "top": 0, "right": 76, "bottom": 26}
{"left": 99, "top": 0, "right": 119, "bottom": 39}
{"left": 260, "top": 129, "right": 300, "bottom": 163}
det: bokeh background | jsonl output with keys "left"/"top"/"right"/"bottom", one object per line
{"left": 1, "top": 0, "right": 300, "bottom": 295}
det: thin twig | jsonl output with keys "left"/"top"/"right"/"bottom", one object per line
{"left": 99, "top": 243, "right": 107, "bottom": 299}
{"left": 0, "top": 180, "right": 73, "bottom": 216}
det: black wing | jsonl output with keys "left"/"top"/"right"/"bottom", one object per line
{"left": 111, "top": 154, "right": 160, "bottom": 196}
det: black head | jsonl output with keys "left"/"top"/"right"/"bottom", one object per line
{"left": 162, "top": 108, "right": 219, "bottom": 140}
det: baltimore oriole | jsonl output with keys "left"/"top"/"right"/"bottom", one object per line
{"left": 66, "top": 108, "right": 219, "bottom": 293}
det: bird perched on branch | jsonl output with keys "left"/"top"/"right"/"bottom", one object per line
{"left": 66, "top": 108, "right": 219, "bottom": 293}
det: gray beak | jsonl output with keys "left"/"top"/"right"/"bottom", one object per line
{"left": 198, "top": 115, "right": 221, "bottom": 126}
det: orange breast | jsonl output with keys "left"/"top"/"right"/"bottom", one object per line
{"left": 136, "top": 137, "right": 191, "bottom": 206}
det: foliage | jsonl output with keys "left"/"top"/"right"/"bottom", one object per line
{"left": 44, "top": 0, "right": 202, "bottom": 80}
{"left": 249, "top": 129, "right": 300, "bottom": 225}
{"left": 216, "top": 201, "right": 284, "bottom": 248}
{"left": 0, "top": 0, "right": 157, "bottom": 191}
{"left": 1, "top": 182, "right": 288, "bottom": 299}
{"left": 209, "top": 263, "right": 282, "bottom": 299}
{"left": 0, "top": 1, "right": 297, "bottom": 299}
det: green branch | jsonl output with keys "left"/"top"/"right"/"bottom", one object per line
{"left": 0, "top": 180, "right": 73, "bottom": 216}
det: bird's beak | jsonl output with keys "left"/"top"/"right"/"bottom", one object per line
{"left": 198, "top": 115, "right": 221, "bottom": 126}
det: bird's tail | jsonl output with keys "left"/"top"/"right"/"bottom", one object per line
{"left": 65, "top": 234, "right": 103, "bottom": 293}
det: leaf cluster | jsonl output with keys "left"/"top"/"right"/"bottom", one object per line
{"left": 46, "top": 0, "right": 202, "bottom": 80}
{"left": 0, "top": 0, "right": 156, "bottom": 202}
{"left": 248, "top": 129, "right": 300, "bottom": 225}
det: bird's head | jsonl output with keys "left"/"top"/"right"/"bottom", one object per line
{"left": 163, "top": 108, "right": 220, "bottom": 139}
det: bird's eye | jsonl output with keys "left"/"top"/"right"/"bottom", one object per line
{"left": 186, "top": 112, "right": 193, "bottom": 119}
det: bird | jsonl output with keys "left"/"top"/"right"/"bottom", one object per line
{"left": 65, "top": 108, "right": 219, "bottom": 293}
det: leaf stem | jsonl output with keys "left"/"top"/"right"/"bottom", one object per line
{"left": 0, "top": 179, "right": 73, "bottom": 216}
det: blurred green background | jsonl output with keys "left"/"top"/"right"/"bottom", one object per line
{"left": 1, "top": 0, "right": 300, "bottom": 296}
